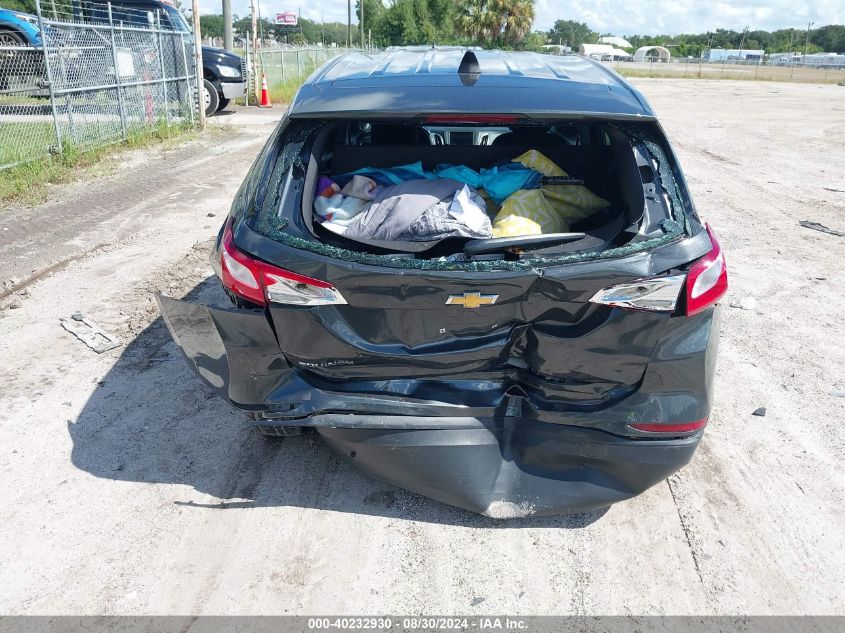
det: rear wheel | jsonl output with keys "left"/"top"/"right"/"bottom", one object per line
{"left": 0, "top": 30, "right": 25, "bottom": 47}
{"left": 0, "top": 30, "right": 27, "bottom": 90}
{"left": 202, "top": 78, "right": 219, "bottom": 117}
{"left": 217, "top": 97, "right": 231, "bottom": 112}
{"left": 0, "top": 30, "right": 25, "bottom": 63}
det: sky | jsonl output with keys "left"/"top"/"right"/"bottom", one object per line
{"left": 197, "top": 0, "right": 845, "bottom": 36}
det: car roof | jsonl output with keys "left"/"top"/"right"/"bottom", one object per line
{"left": 290, "top": 48, "right": 654, "bottom": 120}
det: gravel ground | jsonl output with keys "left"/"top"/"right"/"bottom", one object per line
{"left": 0, "top": 80, "right": 843, "bottom": 615}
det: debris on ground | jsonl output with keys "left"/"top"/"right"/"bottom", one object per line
{"left": 799, "top": 220, "right": 843, "bottom": 237}
{"left": 752, "top": 407, "right": 767, "bottom": 417}
{"left": 730, "top": 297, "right": 757, "bottom": 310}
{"left": 60, "top": 313, "right": 121, "bottom": 353}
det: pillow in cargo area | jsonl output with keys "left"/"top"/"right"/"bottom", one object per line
{"left": 513, "top": 149, "right": 609, "bottom": 222}
{"left": 491, "top": 150, "right": 609, "bottom": 237}
{"left": 492, "top": 189, "right": 565, "bottom": 237}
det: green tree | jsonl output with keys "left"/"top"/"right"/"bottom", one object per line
{"left": 496, "top": 0, "right": 535, "bottom": 44}
{"left": 548, "top": 19, "right": 596, "bottom": 48}
{"left": 456, "top": 0, "right": 500, "bottom": 42}
{"left": 356, "top": 0, "right": 386, "bottom": 45}
{"left": 199, "top": 14, "right": 225, "bottom": 39}
{"left": 520, "top": 30, "right": 547, "bottom": 50}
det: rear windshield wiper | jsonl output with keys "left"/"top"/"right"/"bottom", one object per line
{"left": 463, "top": 233, "right": 587, "bottom": 256}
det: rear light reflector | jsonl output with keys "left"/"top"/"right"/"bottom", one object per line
{"left": 686, "top": 224, "right": 728, "bottom": 316}
{"left": 589, "top": 274, "right": 686, "bottom": 312}
{"left": 220, "top": 222, "right": 347, "bottom": 307}
{"left": 629, "top": 419, "right": 708, "bottom": 434}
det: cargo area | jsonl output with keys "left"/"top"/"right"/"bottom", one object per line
{"left": 292, "top": 119, "right": 681, "bottom": 262}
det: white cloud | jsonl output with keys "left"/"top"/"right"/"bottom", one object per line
{"left": 197, "top": 0, "right": 843, "bottom": 34}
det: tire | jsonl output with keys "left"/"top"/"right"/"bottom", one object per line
{"left": 216, "top": 97, "right": 231, "bottom": 112}
{"left": 0, "top": 30, "right": 29, "bottom": 90}
{"left": 0, "top": 30, "right": 25, "bottom": 63}
{"left": 0, "top": 29, "right": 25, "bottom": 47}
{"left": 202, "top": 78, "right": 219, "bottom": 117}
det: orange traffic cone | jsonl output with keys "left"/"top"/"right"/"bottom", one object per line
{"left": 259, "top": 74, "right": 272, "bottom": 108}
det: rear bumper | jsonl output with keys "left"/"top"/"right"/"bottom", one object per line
{"left": 157, "top": 292, "right": 717, "bottom": 517}
{"left": 299, "top": 416, "right": 702, "bottom": 517}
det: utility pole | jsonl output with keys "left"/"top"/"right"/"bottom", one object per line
{"left": 359, "top": 0, "right": 364, "bottom": 50}
{"left": 222, "top": 0, "right": 233, "bottom": 50}
{"left": 251, "top": 0, "right": 259, "bottom": 100}
{"left": 738, "top": 25, "right": 748, "bottom": 60}
{"left": 347, "top": 0, "right": 351, "bottom": 48}
{"left": 803, "top": 21, "right": 814, "bottom": 60}
{"left": 191, "top": 0, "right": 205, "bottom": 129}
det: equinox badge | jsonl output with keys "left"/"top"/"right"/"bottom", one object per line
{"left": 446, "top": 292, "right": 499, "bottom": 309}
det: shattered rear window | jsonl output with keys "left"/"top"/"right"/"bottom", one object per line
{"left": 246, "top": 120, "right": 689, "bottom": 272}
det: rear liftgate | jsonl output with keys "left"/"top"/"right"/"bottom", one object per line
{"left": 157, "top": 223, "right": 725, "bottom": 517}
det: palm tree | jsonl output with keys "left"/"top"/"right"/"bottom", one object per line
{"left": 455, "top": 0, "right": 534, "bottom": 45}
{"left": 496, "top": 0, "right": 535, "bottom": 45}
{"left": 456, "top": 0, "right": 500, "bottom": 43}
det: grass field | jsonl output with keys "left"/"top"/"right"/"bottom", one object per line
{"left": 0, "top": 120, "right": 196, "bottom": 204}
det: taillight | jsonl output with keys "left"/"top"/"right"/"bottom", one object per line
{"left": 629, "top": 419, "right": 708, "bottom": 434}
{"left": 685, "top": 224, "right": 728, "bottom": 316}
{"left": 589, "top": 274, "right": 686, "bottom": 312}
{"left": 588, "top": 224, "right": 727, "bottom": 317}
{"left": 220, "top": 222, "right": 347, "bottom": 307}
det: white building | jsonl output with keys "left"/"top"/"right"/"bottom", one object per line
{"left": 705, "top": 48, "right": 765, "bottom": 61}
{"left": 579, "top": 44, "right": 632, "bottom": 61}
{"left": 769, "top": 51, "right": 845, "bottom": 67}
{"left": 598, "top": 36, "right": 632, "bottom": 49}
{"left": 802, "top": 52, "right": 845, "bottom": 67}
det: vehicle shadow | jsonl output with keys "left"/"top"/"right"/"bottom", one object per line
{"left": 68, "top": 277, "right": 609, "bottom": 529}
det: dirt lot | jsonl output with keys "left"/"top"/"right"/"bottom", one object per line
{"left": 0, "top": 80, "right": 843, "bottom": 615}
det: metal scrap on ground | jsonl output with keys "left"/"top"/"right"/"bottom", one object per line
{"left": 60, "top": 313, "right": 121, "bottom": 353}
{"left": 799, "top": 220, "right": 844, "bottom": 237}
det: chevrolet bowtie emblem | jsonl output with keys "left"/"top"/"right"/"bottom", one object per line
{"left": 446, "top": 292, "right": 499, "bottom": 309}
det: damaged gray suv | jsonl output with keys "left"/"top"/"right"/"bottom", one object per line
{"left": 158, "top": 48, "right": 728, "bottom": 518}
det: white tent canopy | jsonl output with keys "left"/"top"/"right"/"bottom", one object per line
{"left": 579, "top": 44, "right": 632, "bottom": 60}
{"left": 598, "top": 36, "right": 632, "bottom": 49}
{"left": 633, "top": 46, "right": 671, "bottom": 62}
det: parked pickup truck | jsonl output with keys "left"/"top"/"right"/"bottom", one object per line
{"left": 80, "top": 0, "right": 245, "bottom": 116}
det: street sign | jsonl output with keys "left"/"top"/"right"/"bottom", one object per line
{"left": 275, "top": 12, "right": 298, "bottom": 26}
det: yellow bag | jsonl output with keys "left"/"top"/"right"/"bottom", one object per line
{"left": 492, "top": 189, "right": 565, "bottom": 237}
{"left": 491, "top": 149, "right": 609, "bottom": 237}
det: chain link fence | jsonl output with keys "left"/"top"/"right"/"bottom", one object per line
{"left": 606, "top": 58, "right": 845, "bottom": 84}
{"left": 0, "top": 0, "right": 197, "bottom": 171}
{"left": 257, "top": 47, "right": 355, "bottom": 88}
